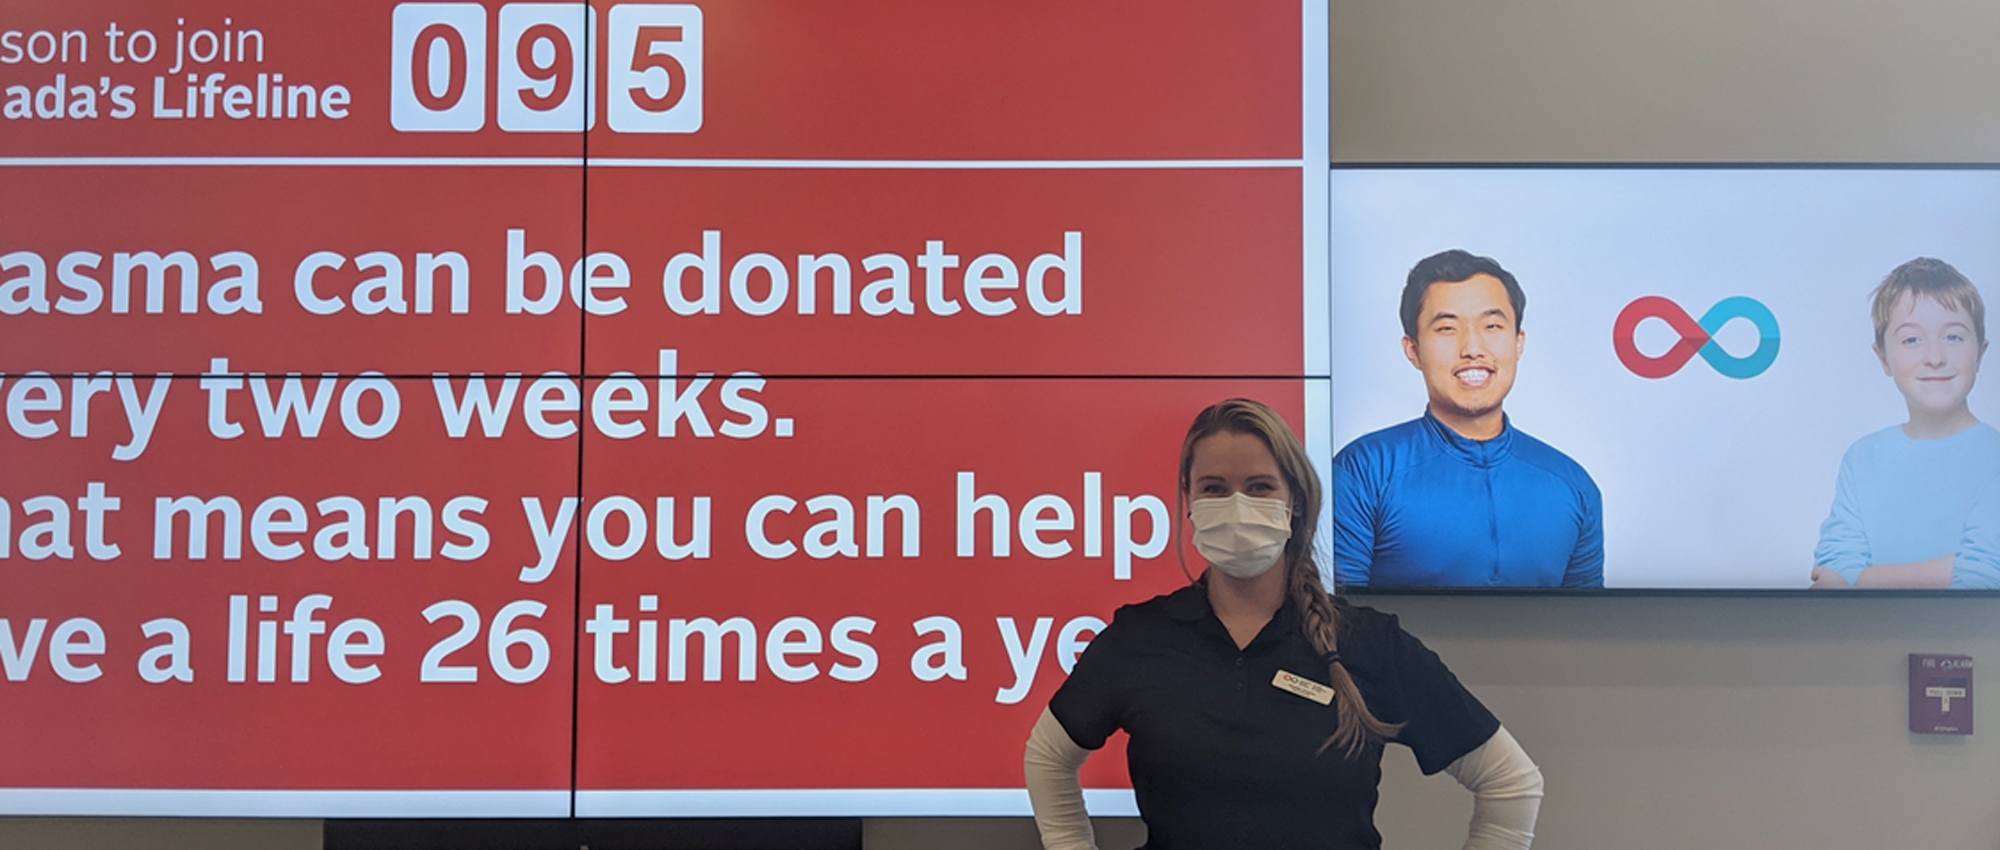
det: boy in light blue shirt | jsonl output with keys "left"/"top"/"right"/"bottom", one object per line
{"left": 1812, "top": 257, "right": 2000, "bottom": 589}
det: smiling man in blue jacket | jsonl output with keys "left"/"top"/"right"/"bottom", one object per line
{"left": 1333, "top": 249, "right": 1604, "bottom": 589}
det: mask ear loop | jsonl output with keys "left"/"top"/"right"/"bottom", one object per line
{"left": 1173, "top": 487, "right": 1195, "bottom": 584}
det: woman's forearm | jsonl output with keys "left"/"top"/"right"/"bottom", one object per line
{"left": 1024, "top": 707, "right": 1098, "bottom": 850}
{"left": 1444, "top": 726, "right": 1543, "bottom": 850}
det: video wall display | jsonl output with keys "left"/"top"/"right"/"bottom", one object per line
{"left": 0, "top": 0, "right": 1325, "bottom": 819}
{"left": 12, "top": 0, "right": 1994, "bottom": 826}
{"left": 1331, "top": 168, "right": 2000, "bottom": 591}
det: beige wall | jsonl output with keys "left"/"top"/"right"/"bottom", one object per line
{"left": 8, "top": 1, "right": 1998, "bottom": 847}
{"left": 1328, "top": 0, "right": 2000, "bottom": 164}
{"left": 1368, "top": 596, "right": 2000, "bottom": 850}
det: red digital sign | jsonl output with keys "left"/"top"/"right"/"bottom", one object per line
{"left": 1, "top": 0, "right": 1326, "bottom": 816}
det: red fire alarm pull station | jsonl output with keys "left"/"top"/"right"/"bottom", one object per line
{"left": 1909, "top": 654, "right": 1974, "bottom": 736}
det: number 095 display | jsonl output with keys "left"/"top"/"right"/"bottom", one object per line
{"left": 390, "top": 2, "right": 702, "bottom": 134}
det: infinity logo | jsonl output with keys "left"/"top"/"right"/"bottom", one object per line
{"left": 1613, "top": 296, "right": 1781, "bottom": 379}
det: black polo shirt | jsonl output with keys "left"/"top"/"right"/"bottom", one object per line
{"left": 1049, "top": 582, "right": 1499, "bottom": 849}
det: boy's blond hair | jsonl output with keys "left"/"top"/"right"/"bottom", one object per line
{"left": 1871, "top": 257, "right": 1986, "bottom": 349}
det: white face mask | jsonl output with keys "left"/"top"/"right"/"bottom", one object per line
{"left": 1189, "top": 492, "right": 1293, "bottom": 580}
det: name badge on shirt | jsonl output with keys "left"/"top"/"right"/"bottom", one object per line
{"left": 1272, "top": 670, "right": 1334, "bottom": 705}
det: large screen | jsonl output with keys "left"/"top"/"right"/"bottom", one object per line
{"left": 1, "top": 0, "right": 1328, "bottom": 818}
{"left": 1330, "top": 168, "right": 2000, "bottom": 591}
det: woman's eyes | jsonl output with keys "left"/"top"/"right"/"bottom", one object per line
{"left": 1200, "top": 482, "right": 1277, "bottom": 496}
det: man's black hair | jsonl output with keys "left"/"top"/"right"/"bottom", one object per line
{"left": 1399, "top": 249, "right": 1526, "bottom": 339}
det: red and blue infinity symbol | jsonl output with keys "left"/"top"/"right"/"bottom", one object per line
{"left": 1613, "top": 296, "right": 1781, "bottom": 379}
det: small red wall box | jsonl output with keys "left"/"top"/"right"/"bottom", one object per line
{"left": 1910, "top": 654, "right": 1974, "bottom": 736}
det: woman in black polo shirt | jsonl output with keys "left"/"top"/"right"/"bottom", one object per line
{"left": 1024, "top": 399, "right": 1542, "bottom": 849}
